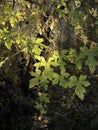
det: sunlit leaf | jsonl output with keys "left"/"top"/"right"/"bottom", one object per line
{"left": 35, "top": 38, "right": 44, "bottom": 44}
{"left": 75, "top": 85, "right": 86, "bottom": 100}
{"left": 0, "top": 61, "right": 5, "bottom": 68}
{"left": 32, "top": 45, "right": 42, "bottom": 55}
{"left": 10, "top": 16, "right": 16, "bottom": 27}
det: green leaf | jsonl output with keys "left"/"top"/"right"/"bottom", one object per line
{"left": 32, "top": 45, "right": 42, "bottom": 55}
{"left": 40, "top": 74, "right": 49, "bottom": 85}
{"left": 35, "top": 101, "right": 46, "bottom": 114}
{"left": 75, "top": 59, "right": 82, "bottom": 70}
{"left": 59, "top": 76, "right": 68, "bottom": 88}
{"left": 40, "top": 81, "right": 48, "bottom": 91}
{"left": 67, "top": 49, "right": 77, "bottom": 63}
{"left": 34, "top": 55, "right": 46, "bottom": 63}
{"left": 29, "top": 77, "right": 39, "bottom": 88}
{"left": 16, "top": 12, "right": 23, "bottom": 21}
{"left": 68, "top": 76, "right": 78, "bottom": 88}
{"left": 75, "top": 85, "right": 86, "bottom": 100}
{"left": 79, "top": 75, "right": 86, "bottom": 81}
{"left": 10, "top": 16, "right": 16, "bottom": 27}
{"left": 0, "top": 61, "right": 5, "bottom": 68}
{"left": 52, "top": 73, "right": 60, "bottom": 85}
{"left": 80, "top": 46, "right": 98, "bottom": 73}
{"left": 35, "top": 38, "right": 44, "bottom": 43}
{"left": 79, "top": 75, "right": 90, "bottom": 87}
{"left": 43, "top": 68, "right": 54, "bottom": 81}
{"left": 68, "top": 75, "right": 90, "bottom": 100}
{"left": 50, "top": 61, "right": 59, "bottom": 67}
{"left": 58, "top": 71, "right": 69, "bottom": 88}
{"left": 80, "top": 46, "right": 88, "bottom": 57}
{"left": 39, "top": 93, "right": 49, "bottom": 103}
{"left": 85, "top": 56, "right": 98, "bottom": 73}
{"left": 35, "top": 102, "right": 43, "bottom": 110}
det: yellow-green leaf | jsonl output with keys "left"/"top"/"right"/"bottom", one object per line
{"left": 35, "top": 38, "right": 44, "bottom": 44}
{"left": 0, "top": 61, "right": 5, "bottom": 68}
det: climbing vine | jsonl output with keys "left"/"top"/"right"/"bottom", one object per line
{"left": 0, "top": 0, "right": 98, "bottom": 127}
